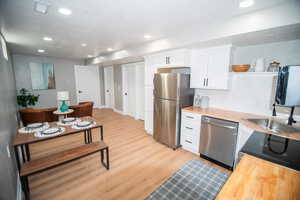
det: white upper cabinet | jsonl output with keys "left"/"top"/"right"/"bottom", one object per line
{"left": 150, "top": 49, "right": 190, "bottom": 67}
{"left": 190, "top": 45, "right": 232, "bottom": 90}
{"left": 144, "top": 49, "right": 190, "bottom": 86}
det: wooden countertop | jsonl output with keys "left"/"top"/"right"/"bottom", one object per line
{"left": 216, "top": 154, "right": 300, "bottom": 200}
{"left": 182, "top": 106, "right": 300, "bottom": 141}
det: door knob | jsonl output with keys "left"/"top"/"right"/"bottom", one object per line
{"left": 125, "top": 93, "right": 128, "bottom": 95}
{"left": 106, "top": 90, "right": 109, "bottom": 92}
{"left": 78, "top": 90, "right": 83, "bottom": 93}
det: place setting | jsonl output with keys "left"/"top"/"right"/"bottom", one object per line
{"left": 18, "top": 122, "right": 66, "bottom": 138}
{"left": 71, "top": 120, "right": 96, "bottom": 130}
{"left": 18, "top": 122, "right": 50, "bottom": 134}
{"left": 34, "top": 126, "right": 66, "bottom": 138}
{"left": 57, "top": 117, "right": 81, "bottom": 126}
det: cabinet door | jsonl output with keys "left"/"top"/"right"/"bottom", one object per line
{"left": 190, "top": 50, "right": 208, "bottom": 88}
{"left": 206, "top": 46, "right": 231, "bottom": 90}
{"left": 167, "top": 49, "right": 189, "bottom": 66}
{"left": 234, "top": 124, "right": 254, "bottom": 168}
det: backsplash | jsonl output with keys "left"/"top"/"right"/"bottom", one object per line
{"left": 195, "top": 73, "right": 300, "bottom": 119}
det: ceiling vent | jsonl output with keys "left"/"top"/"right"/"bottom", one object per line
{"left": 34, "top": 0, "right": 50, "bottom": 14}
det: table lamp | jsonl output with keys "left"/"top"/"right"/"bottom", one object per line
{"left": 57, "top": 91, "right": 69, "bottom": 112}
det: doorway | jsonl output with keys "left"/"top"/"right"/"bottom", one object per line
{"left": 74, "top": 65, "right": 101, "bottom": 108}
{"left": 122, "top": 62, "right": 145, "bottom": 120}
{"left": 104, "top": 66, "right": 114, "bottom": 109}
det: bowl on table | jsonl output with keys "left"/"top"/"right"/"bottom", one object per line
{"left": 232, "top": 64, "right": 250, "bottom": 72}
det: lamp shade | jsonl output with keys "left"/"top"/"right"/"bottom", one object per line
{"left": 57, "top": 91, "right": 69, "bottom": 101}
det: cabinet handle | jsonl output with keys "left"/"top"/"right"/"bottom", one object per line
{"left": 203, "top": 78, "right": 205, "bottom": 86}
{"left": 168, "top": 57, "right": 170, "bottom": 64}
{"left": 185, "top": 140, "right": 192, "bottom": 144}
{"left": 186, "top": 116, "right": 194, "bottom": 119}
{"left": 206, "top": 78, "right": 209, "bottom": 87}
{"left": 185, "top": 126, "right": 193, "bottom": 130}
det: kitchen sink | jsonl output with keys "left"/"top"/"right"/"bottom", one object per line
{"left": 245, "top": 118, "right": 300, "bottom": 134}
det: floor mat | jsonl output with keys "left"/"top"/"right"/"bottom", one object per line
{"left": 145, "top": 159, "right": 229, "bottom": 200}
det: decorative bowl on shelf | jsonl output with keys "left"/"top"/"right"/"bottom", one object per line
{"left": 232, "top": 64, "right": 250, "bottom": 72}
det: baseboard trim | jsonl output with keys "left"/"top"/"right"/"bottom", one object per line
{"left": 16, "top": 176, "right": 22, "bottom": 200}
{"left": 113, "top": 108, "right": 124, "bottom": 115}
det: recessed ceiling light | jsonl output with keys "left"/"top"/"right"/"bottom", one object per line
{"left": 81, "top": 43, "right": 87, "bottom": 47}
{"left": 144, "top": 35, "right": 152, "bottom": 39}
{"left": 87, "top": 55, "right": 93, "bottom": 58}
{"left": 107, "top": 48, "right": 113, "bottom": 51}
{"left": 34, "top": 1, "right": 49, "bottom": 14}
{"left": 58, "top": 8, "right": 72, "bottom": 15}
{"left": 43, "top": 36, "right": 52, "bottom": 41}
{"left": 239, "top": 0, "right": 254, "bottom": 8}
{"left": 37, "top": 49, "right": 45, "bottom": 53}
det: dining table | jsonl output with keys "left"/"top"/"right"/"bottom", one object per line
{"left": 13, "top": 116, "right": 103, "bottom": 170}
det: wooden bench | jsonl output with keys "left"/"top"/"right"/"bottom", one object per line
{"left": 20, "top": 141, "right": 109, "bottom": 200}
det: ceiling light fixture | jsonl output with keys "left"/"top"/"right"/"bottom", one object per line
{"left": 34, "top": 0, "right": 49, "bottom": 14}
{"left": 43, "top": 36, "right": 52, "bottom": 41}
{"left": 239, "top": 0, "right": 254, "bottom": 8}
{"left": 58, "top": 8, "right": 72, "bottom": 15}
{"left": 107, "top": 48, "right": 113, "bottom": 51}
{"left": 144, "top": 35, "right": 152, "bottom": 39}
{"left": 81, "top": 43, "right": 87, "bottom": 47}
{"left": 37, "top": 49, "right": 45, "bottom": 53}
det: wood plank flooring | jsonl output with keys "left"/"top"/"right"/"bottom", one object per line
{"left": 28, "top": 109, "right": 229, "bottom": 200}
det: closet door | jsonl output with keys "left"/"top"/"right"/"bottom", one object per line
{"left": 104, "top": 66, "right": 114, "bottom": 108}
{"left": 122, "top": 64, "right": 136, "bottom": 117}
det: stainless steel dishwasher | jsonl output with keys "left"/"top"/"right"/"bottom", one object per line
{"left": 199, "top": 116, "right": 238, "bottom": 169}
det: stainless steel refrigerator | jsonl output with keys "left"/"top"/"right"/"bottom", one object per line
{"left": 153, "top": 73, "right": 194, "bottom": 149}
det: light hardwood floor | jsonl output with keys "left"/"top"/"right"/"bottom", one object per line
{"left": 28, "top": 109, "right": 229, "bottom": 200}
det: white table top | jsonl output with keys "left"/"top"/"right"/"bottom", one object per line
{"left": 53, "top": 109, "right": 74, "bottom": 115}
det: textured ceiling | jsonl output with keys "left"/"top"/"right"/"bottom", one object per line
{"left": 0, "top": 0, "right": 290, "bottom": 59}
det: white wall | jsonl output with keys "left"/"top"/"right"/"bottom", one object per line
{"left": 13, "top": 54, "right": 83, "bottom": 109}
{"left": 0, "top": 34, "right": 18, "bottom": 200}
{"left": 196, "top": 39, "right": 300, "bottom": 117}
{"left": 233, "top": 39, "right": 300, "bottom": 66}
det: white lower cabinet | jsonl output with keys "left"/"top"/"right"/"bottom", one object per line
{"left": 180, "top": 111, "right": 202, "bottom": 154}
{"left": 234, "top": 124, "right": 254, "bottom": 168}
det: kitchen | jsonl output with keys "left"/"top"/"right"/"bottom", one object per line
{"left": 145, "top": 41, "right": 300, "bottom": 199}
{"left": 1, "top": 0, "right": 300, "bottom": 199}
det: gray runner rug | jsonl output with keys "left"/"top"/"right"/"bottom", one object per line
{"left": 145, "top": 159, "right": 229, "bottom": 200}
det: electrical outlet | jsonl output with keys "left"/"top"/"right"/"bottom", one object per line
{"left": 6, "top": 145, "right": 11, "bottom": 158}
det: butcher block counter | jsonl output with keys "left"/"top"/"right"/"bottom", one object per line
{"left": 215, "top": 154, "right": 300, "bottom": 200}
{"left": 182, "top": 106, "right": 300, "bottom": 141}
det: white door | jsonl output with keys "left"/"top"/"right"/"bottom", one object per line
{"left": 122, "top": 64, "right": 136, "bottom": 117}
{"left": 74, "top": 65, "right": 101, "bottom": 108}
{"left": 104, "top": 66, "right": 114, "bottom": 109}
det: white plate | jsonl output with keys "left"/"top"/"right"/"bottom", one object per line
{"left": 76, "top": 121, "right": 92, "bottom": 127}
{"left": 27, "top": 123, "right": 43, "bottom": 128}
{"left": 42, "top": 128, "right": 60, "bottom": 135}
{"left": 62, "top": 117, "right": 76, "bottom": 122}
